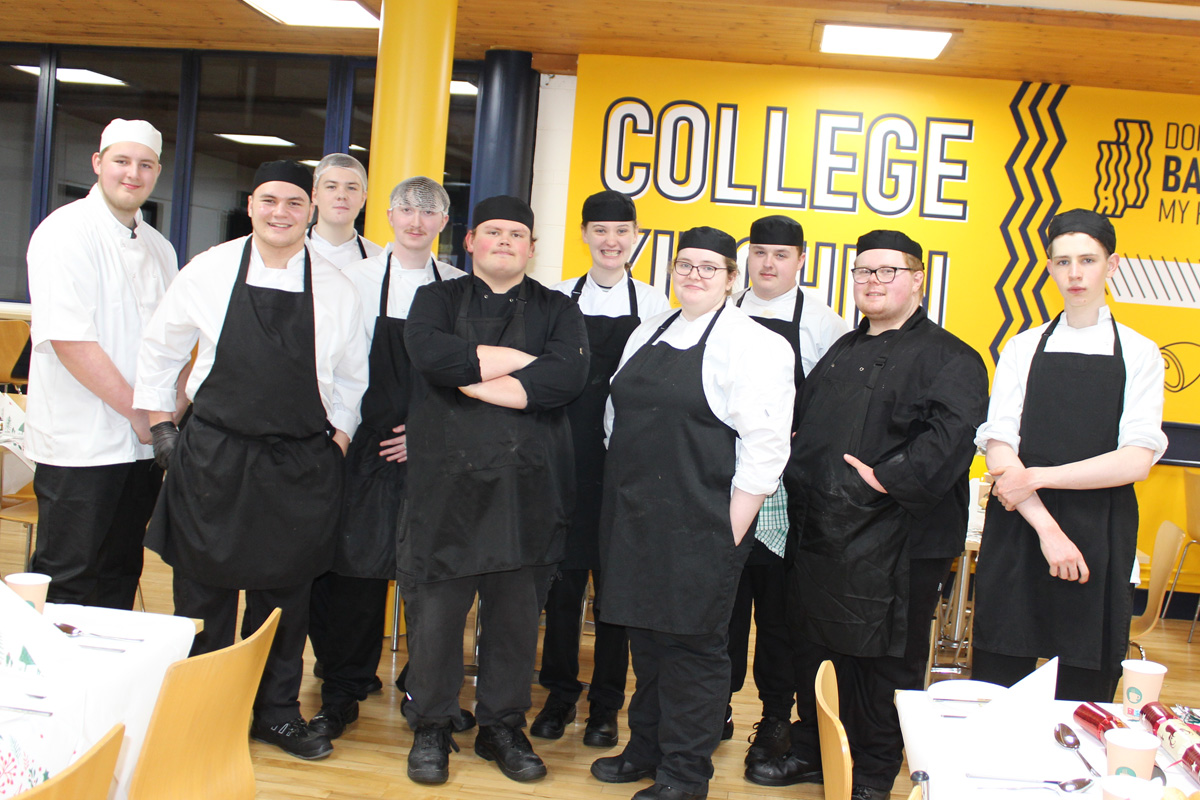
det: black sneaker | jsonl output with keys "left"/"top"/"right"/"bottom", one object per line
{"left": 744, "top": 751, "right": 823, "bottom": 786}
{"left": 583, "top": 706, "right": 619, "bottom": 747}
{"left": 529, "top": 697, "right": 577, "bottom": 739}
{"left": 745, "top": 716, "right": 790, "bottom": 765}
{"left": 721, "top": 705, "right": 734, "bottom": 740}
{"left": 250, "top": 717, "right": 333, "bottom": 760}
{"left": 850, "top": 785, "right": 891, "bottom": 800}
{"left": 474, "top": 723, "right": 547, "bottom": 781}
{"left": 309, "top": 701, "right": 359, "bottom": 739}
{"left": 407, "top": 722, "right": 458, "bottom": 784}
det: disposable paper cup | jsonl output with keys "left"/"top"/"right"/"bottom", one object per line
{"left": 1104, "top": 728, "right": 1160, "bottom": 779}
{"left": 1121, "top": 659, "right": 1168, "bottom": 721}
{"left": 4, "top": 572, "right": 51, "bottom": 613}
{"left": 1100, "top": 773, "right": 1164, "bottom": 800}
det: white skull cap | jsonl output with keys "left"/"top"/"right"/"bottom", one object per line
{"left": 99, "top": 119, "right": 163, "bottom": 158}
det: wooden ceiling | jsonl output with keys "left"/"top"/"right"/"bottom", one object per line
{"left": 8, "top": 0, "right": 1200, "bottom": 95}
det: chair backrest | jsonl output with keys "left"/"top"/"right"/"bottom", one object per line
{"left": 1185, "top": 470, "right": 1200, "bottom": 545}
{"left": 22, "top": 722, "right": 124, "bottom": 800}
{"left": 908, "top": 785, "right": 923, "bottom": 800}
{"left": 126, "top": 607, "right": 281, "bottom": 800}
{"left": 1130, "top": 520, "right": 1187, "bottom": 639}
{"left": 0, "top": 320, "right": 29, "bottom": 386}
{"left": 815, "top": 660, "right": 853, "bottom": 800}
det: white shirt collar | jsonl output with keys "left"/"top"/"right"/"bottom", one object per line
{"left": 86, "top": 184, "right": 143, "bottom": 239}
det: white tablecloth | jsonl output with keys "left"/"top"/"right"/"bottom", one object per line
{"left": 898, "top": 686, "right": 1198, "bottom": 798}
{"left": 0, "top": 584, "right": 194, "bottom": 799}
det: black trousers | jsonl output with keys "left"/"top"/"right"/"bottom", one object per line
{"left": 31, "top": 459, "right": 162, "bottom": 609}
{"left": 173, "top": 573, "right": 312, "bottom": 726}
{"left": 402, "top": 565, "right": 555, "bottom": 728}
{"left": 624, "top": 627, "right": 729, "bottom": 796}
{"left": 308, "top": 572, "right": 389, "bottom": 706}
{"left": 727, "top": 545, "right": 795, "bottom": 719}
{"left": 790, "top": 556, "right": 953, "bottom": 791}
{"left": 538, "top": 567, "right": 629, "bottom": 711}
{"left": 972, "top": 649, "right": 1121, "bottom": 702}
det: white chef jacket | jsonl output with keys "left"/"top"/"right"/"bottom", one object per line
{"left": 133, "top": 236, "right": 369, "bottom": 438}
{"left": 975, "top": 305, "right": 1167, "bottom": 460}
{"left": 306, "top": 229, "right": 383, "bottom": 270}
{"left": 731, "top": 285, "right": 849, "bottom": 376}
{"left": 549, "top": 271, "right": 672, "bottom": 318}
{"left": 976, "top": 306, "right": 1166, "bottom": 584}
{"left": 604, "top": 304, "right": 795, "bottom": 496}
{"left": 26, "top": 184, "right": 178, "bottom": 466}
{"left": 341, "top": 245, "right": 465, "bottom": 341}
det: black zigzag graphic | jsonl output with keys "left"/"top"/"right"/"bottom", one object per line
{"left": 992, "top": 82, "right": 1069, "bottom": 365}
{"left": 1094, "top": 119, "right": 1153, "bottom": 218}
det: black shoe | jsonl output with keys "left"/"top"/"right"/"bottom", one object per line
{"left": 454, "top": 707, "right": 477, "bottom": 732}
{"left": 250, "top": 717, "right": 333, "bottom": 760}
{"left": 633, "top": 784, "right": 706, "bottom": 800}
{"left": 721, "top": 705, "right": 734, "bottom": 740}
{"left": 745, "top": 716, "right": 790, "bottom": 765}
{"left": 474, "top": 723, "right": 547, "bottom": 782}
{"left": 850, "top": 785, "right": 891, "bottom": 800}
{"left": 366, "top": 675, "right": 383, "bottom": 694}
{"left": 530, "top": 697, "right": 577, "bottom": 739}
{"left": 744, "top": 751, "right": 823, "bottom": 786}
{"left": 309, "top": 701, "right": 359, "bottom": 740}
{"left": 407, "top": 722, "right": 458, "bottom": 784}
{"left": 590, "top": 754, "right": 656, "bottom": 783}
{"left": 399, "top": 695, "right": 476, "bottom": 732}
{"left": 583, "top": 706, "right": 619, "bottom": 747}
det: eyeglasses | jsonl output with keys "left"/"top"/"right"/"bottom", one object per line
{"left": 673, "top": 261, "right": 729, "bottom": 279}
{"left": 849, "top": 266, "right": 916, "bottom": 284}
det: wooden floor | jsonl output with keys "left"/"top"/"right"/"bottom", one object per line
{"left": 5, "top": 523, "right": 1200, "bottom": 800}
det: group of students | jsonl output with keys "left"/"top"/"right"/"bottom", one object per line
{"left": 23, "top": 117, "right": 1165, "bottom": 800}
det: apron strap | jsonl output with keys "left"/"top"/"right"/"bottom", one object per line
{"left": 356, "top": 235, "right": 368, "bottom": 260}
{"left": 379, "top": 252, "right": 393, "bottom": 317}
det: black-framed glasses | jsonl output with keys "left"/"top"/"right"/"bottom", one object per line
{"left": 849, "top": 266, "right": 915, "bottom": 284}
{"left": 673, "top": 260, "right": 728, "bottom": 279}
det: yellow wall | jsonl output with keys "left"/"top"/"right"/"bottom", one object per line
{"left": 564, "top": 55, "right": 1200, "bottom": 589}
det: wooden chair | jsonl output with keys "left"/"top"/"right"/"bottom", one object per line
{"left": 1129, "top": 520, "right": 1186, "bottom": 658}
{"left": 1, "top": 498, "right": 39, "bottom": 571}
{"left": 126, "top": 607, "right": 281, "bottom": 800}
{"left": 0, "top": 320, "right": 30, "bottom": 387}
{"left": 1163, "top": 470, "right": 1200, "bottom": 639}
{"left": 20, "top": 722, "right": 124, "bottom": 800}
{"left": 815, "top": 660, "right": 853, "bottom": 800}
{"left": 908, "top": 786, "right": 923, "bottom": 800}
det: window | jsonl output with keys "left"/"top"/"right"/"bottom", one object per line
{"left": 0, "top": 48, "right": 45, "bottom": 301}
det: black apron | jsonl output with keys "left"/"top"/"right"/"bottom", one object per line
{"left": 599, "top": 306, "right": 753, "bottom": 635}
{"left": 333, "top": 256, "right": 440, "bottom": 579}
{"left": 146, "top": 239, "right": 344, "bottom": 589}
{"left": 562, "top": 273, "right": 641, "bottom": 570}
{"left": 786, "top": 316, "right": 916, "bottom": 658}
{"left": 974, "top": 314, "right": 1137, "bottom": 672}
{"left": 398, "top": 277, "right": 574, "bottom": 584}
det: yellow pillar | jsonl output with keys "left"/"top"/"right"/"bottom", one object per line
{"left": 368, "top": 0, "right": 456, "bottom": 634}
{"left": 364, "top": 0, "right": 456, "bottom": 245}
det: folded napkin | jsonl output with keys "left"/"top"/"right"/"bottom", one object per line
{"left": 963, "top": 658, "right": 1083, "bottom": 780}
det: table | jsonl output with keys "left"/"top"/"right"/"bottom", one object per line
{"left": 0, "top": 587, "right": 194, "bottom": 799}
{"left": 897, "top": 686, "right": 1197, "bottom": 798}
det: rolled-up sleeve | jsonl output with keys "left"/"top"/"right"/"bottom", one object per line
{"left": 724, "top": 327, "right": 796, "bottom": 496}
{"left": 28, "top": 228, "right": 101, "bottom": 350}
{"left": 134, "top": 273, "right": 200, "bottom": 412}
{"left": 1119, "top": 334, "right": 1168, "bottom": 461}
{"left": 404, "top": 283, "right": 482, "bottom": 387}
{"left": 875, "top": 351, "right": 989, "bottom": 519}
{"left": 512, "top": 300, "right": 590, "bottom": 412}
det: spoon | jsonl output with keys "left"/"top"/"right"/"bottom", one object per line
{"left": 967, "top": 774, "right": 1094, "bottom": 793}
{"left": 54, "top": 622, "right": 143, "bottom": 642}
{"left": 1053, "top": 723, "right": 1101, "bottom": 778}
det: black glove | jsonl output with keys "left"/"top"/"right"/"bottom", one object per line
{"left": 150, "top": 421, "right": 179, "bottom": 470}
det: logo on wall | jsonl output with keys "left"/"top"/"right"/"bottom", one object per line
{"left": 1162, "top": 342, "right": 1200, "bottom": 394}
{"left": 1094, "top": 119, "right": 1153, "bottom": 218}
